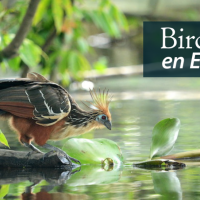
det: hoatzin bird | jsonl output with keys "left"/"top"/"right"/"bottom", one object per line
{"left": 0, "top": 72, "right": 112, "bottom": 166}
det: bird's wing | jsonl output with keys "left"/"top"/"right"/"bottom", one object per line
{"left": 26, "top": 84, "right": 71, "bottom": 126}
{"left": 0, "top": 74, "right": 71, "bottom": 126}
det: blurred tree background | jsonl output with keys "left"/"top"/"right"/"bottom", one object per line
{"left": 0, "top": 0, "right": 129, "bottom": 85}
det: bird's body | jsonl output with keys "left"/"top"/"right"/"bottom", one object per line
{"left": 0, "top": 72, "right": 112, "bottom": 165}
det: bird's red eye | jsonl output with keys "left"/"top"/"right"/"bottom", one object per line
{"left": 102, "top": 115, "right": 106, "bottom": 120}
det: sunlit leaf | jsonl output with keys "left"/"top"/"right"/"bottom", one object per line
{"left": 99, "top": 0, "right": 111, "bottom": 9}
{"left": 63, "top": 0, "right": 73, "bottom": 17}
{"left": 63, "top": 138, "right": 123, "bottom": 165}
{"left": 101, "top": 12, "right": 121, "bottom": 37}
{"left": 7, "top": 57, "right": 20, "bottom": 71}
{"left": 68, "top": 51, "right": 79, "bottom": 75}
{"left": 89, "top": 11, "right": 104, "bottom": 30}
{"left": 33, "top": 0, "right": 50, "bottom": 25}
{"left": 98, "top": 12, "right": 114, "bottom": 36}
{"left": 61, "top": 73, "right": 70, "bottom": 86}
{"left": 109, "top": 5, "right": 129, "bottom": 31}
{"left": 150, "top": 118, "right": 180, "bottom": 159}
{"left": 19, "top": 39, "right": 42, "bottom": 67}
{"left": 94, "top": 57, "right": 107, "bottom": 73}
{"left": 77, "top": 53, "right": 90, "bottom": 70}
{"left": 77, "top": 38, "right": 89, "bottom": 53}
{"left": 0, "top": 185, "right": 10, "bottom": 198}
{"left": 0, "top": 130, "right": 9, "bottom": 148}
{"left": 0, "top": 34, "right": 13, "bottom": 49}
{"left": 52, "top": 0, "right": 63, "bottom": 32}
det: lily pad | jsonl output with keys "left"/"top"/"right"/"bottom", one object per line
{"left": 150, "top": 118, "right": 180, "bottom": 159}
{"left": 63, "top": 138, "right": 123, "bottom": 165}
{"left": 133, "top": 159, "right": 186, "bottom": 170}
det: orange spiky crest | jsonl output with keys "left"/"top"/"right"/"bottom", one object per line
{"left": 89, "top": 89, "right": 112, "bottom": 120}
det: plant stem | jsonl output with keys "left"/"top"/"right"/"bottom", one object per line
{"left": 154, "top": 150, "right": 200, "bottom": 160}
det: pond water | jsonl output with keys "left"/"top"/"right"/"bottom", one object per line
{"left": 1, "top": 76, "right": 200, "bottom": 199}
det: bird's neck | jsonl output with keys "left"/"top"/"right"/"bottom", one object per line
{"left": 67, "top": 102, "right": 100, "bottom": 128}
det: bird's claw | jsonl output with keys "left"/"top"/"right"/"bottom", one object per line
{"left": 56, "top": 150, "right": 81, "bottom": 166}
{"left": 68, "top": 156, "right": 81, "bottom": 166}
{"left": 57, "top": 150, "right": 72, "bottom": 166}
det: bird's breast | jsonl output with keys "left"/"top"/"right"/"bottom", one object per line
{"left": 49, "top": 121, "right": 103, "bottom": 140}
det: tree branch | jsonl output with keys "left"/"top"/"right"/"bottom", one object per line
{"left": 0, "top": 149, "right": 75, "bottom": 169}
{"left": 0, "top": 0, "right": 41, "bottom": 59}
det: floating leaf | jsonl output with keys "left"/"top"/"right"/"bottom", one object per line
{"left": 63, "top": 138, "right": 123, "bottom": 165}
{"left": 0, "top": 130, "right": 9, "bottom": 148}
{"left": 0, "top": 185, "right": 10, "bottom": 198}
{"left": 133, "top": 159, "right": 185, "bottom": 170}
{"left": 150, "top": 118, "right": 180, "bottom": 159}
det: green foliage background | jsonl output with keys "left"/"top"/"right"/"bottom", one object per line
{"left": 0, "top": 0, "right": 128, "bottom": 84}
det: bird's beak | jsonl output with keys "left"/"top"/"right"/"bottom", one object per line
{"left": 104, "top": 120, "right": 112, "bottom": 130}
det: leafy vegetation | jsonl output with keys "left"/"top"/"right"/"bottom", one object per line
{"left": 0, "top": 0, "right": 128, "bottom": 84}
{"left": 150, "top": 118, "right": 180, "bottom": 159}
{"left": 134, "top": 118, "right": 185, "bottom": 169}
{"left": 0, "top": 185, "right": 10, "bottom": 199}
{"left": 0, "top": 129, "right": 9, "bottom": 148}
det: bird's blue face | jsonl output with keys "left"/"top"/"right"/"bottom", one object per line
{"left": 96, "top": 114, "right": 112, "bottom": 130}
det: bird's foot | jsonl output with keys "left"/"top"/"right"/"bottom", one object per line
{"left": 41, "top": 143, "right": 81, "bottom": 167}
{"left": 56, "top": 149, "right": 73, "bottom": 166}
{"left": 53, "top": 149, "right": 81, "bottom": 167}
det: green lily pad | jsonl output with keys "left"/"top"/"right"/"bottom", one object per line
{"left": 150, "top": 118, "right": 180, "bottom": 159}
{"left": 63, "top": 138, "right": 123, "bottom": 165}
{"left": 133, "top": 159, "right": 186, "bottom": 170}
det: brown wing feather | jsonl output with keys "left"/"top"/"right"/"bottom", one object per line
{"left": 0, "top": 102, "right": 34, "bottom": 118}
{"left": 0, "top": 85, "right": 34, "bottom": 118}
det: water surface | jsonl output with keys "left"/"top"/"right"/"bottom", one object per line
{"left": 1, "top": 94, "right": 200, "bottom": 199}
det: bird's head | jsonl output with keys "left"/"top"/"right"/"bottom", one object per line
{"left": 88, "top": 89, "right": 112, "bottom": 130}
